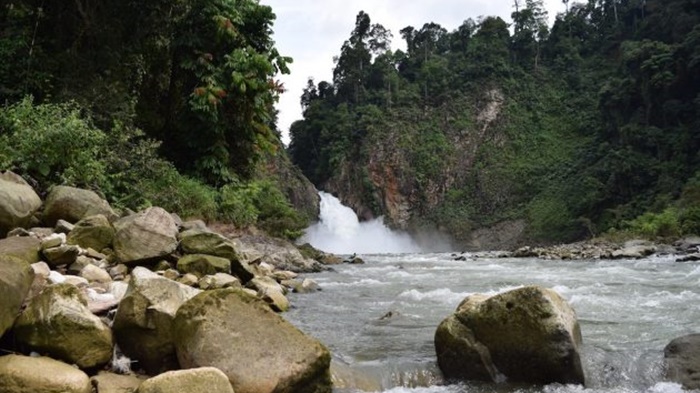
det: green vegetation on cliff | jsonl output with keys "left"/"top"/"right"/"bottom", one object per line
{"left": 0, "top": 0, "right": 314, "bottom": 238}
{"left": 288, "top": 0, "right": 700, "bottom": 245}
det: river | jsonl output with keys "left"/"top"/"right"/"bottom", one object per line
{"left": 291, "top": 193, "right": 700, "bottom": 393}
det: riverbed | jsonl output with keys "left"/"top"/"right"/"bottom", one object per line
{"left": 286, "top": 253, "right": 700, "bottom": 393}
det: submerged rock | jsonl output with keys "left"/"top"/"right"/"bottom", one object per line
{"left": 435, "top": 286, "right": 584, "bottom": 385}
{"left": 173, "top": 288, "right": 332, "bottom": 393}
{"left": 664, "top": 333, "right": 700, "bottom": 389}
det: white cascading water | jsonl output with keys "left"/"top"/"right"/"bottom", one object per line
{"left": 300, "top": 192, "right": 422, "bottom": 254}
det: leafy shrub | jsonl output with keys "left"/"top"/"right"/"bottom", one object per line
{"left": 219, "top": 179, "right": 307, "bottom": 239}
{"left": 679, "top": 207, "right": 700, "bottom": 235}
{"left": 0, "top": 97, "right": 107, "bottom": 189}
{"left": 625, "top": 208, "right": 681, "bottom": 239}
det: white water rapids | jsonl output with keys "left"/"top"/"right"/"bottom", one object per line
{"left": 291, "top": 193, "right": 700, "bottom": 393}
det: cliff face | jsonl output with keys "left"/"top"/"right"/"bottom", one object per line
{"left": 321, "top": 89, "right": 523, "bottom": 249}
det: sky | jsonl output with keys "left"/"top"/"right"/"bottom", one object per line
{"left": 260, "top": 1, "right": 568, "bottom": 145}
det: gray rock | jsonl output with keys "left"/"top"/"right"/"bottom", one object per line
{"left": 13, "top": 283, "right": 113, "bottom": 368}
{"left": 0, "top": 255, "right": 34, "bottom": 338}
{"left": 294, "top": 278, "right": 321, "bottom": 294}
{"left": 90, "top": 372, "right": 143, "bottom": 393}
{"left": 0, "top": 354, "right": 92, "bottom": 393}
{"left": 43, "top": 185, "right": 116, "bottom": 226}
{"left": 41, "top": 233, "right": 66, "bottom": 250}
{"left": 55, "top": 219, "right": 75, "bottom": 234}
{"left": 43, "top": 244, "right": 81, "bottom": 267}
{"left": 112, "top": 267, "right": 200, "bottom": 374}
{"left": 137, "top": 367, "right": 234, "bottom": 393}
{"left": 198, "top": 273, "right": 240, "bottom": 290}
{"left": 611, "top": 240, "right": 657, "bottom": 259}
{"left": 80, "top": 264, "right": 113, "bottom": 284}
{"left": 435, "top": 286, "right": 584, "bottom": 385}
{"left": 0, "top": 171, "right": 42, "bottom": 237}
{"left": 665, "top": 333, "right": 700, "bottom": 389}
{"left": 234, "top": 235, "right": 326, "bottom": 273}
{"left": 178, "top": 273, "right": 199, "bottom": 287}
{"left": 173, "top": 289, "right": 332, "bottom": 393}
{"left": 113, "top": 207, "right": 179, "bottom": 264}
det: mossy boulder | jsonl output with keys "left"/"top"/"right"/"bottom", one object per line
{"left": 177, "top": 254, "right": 231, "bottom": 278}
{"left": 137, "top": 368, "right": 234, "bottom": 393}
{"left": 435, "top": 286, "right": 584, "bottom": 385}
{"left": 42, "top": 185, "right": 116, "bottom": 226}
{"left": 179, "top": 229, "right": 254, "bottom": 283}
{"left": 0, "top": 255, "right": 34, "bottom": 338}
{"left": 173, "top": 289, "right": 332, "bottom": 393}
{"left": 0, "top": 236, "right": 41, "bottom": 264}
{"left": 13, "top": 283, "right": 113, "bottom": 368}
{"left": 112, "top": 267, "right": 200, "bottom": 374}
{"left": 67, "top": 214, "right": 115, "bottom": 252}
{"left": 0, "top": 171, "right": 42, "bottom": 237}
{"left": 113, "top": 207, "right": 179, "bottom": 264}
{"left": 0, "top": 354, "right": 92, "bottom": 393}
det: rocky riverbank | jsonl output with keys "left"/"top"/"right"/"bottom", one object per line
{"left": 0, "top": 171, "right": 337, "bottom": 393}
{"left": 451, "top": 237, "right": 700, "bottom": 262}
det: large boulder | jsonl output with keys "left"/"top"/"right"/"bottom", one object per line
{"left": 0, "top": 236, "right": 41, "bottom": 264}
{"left": 173, "top": 289, "right": 332, "bottom": 393}
{"left": 435, "top": 286, "right": 584, "bottom": 385}
{"left": 234, "top": 234, "right": 326, "bottom": 273}
{"left": 0, "top": 255, "right": 34, "bottom": 338}
{"left": 67, "top": 214, "right": 115, "bottom": 252}
{"left": 137, "top": 368, "right": 234, "bottom": 393}
{"left": 178, "top": 228, "right": 255, "bottom": 282}
{"left": 113, "top": 207, "right": 179, "bottom": 264}
{"left": 112, "top": 267, "right": 200, "bottom": 374}
{"left": 13, "top": 283, "right": 113, "bottom": 368}
{"left": 42, "top": 185, "right": 116, "bottom": 226}
{"left": 0, "top": 354, "right": 92, "bottom": 393}
{"left": 177, "top": 254, "right": 231, "bottom": 278}
{"left": 0, "top": 171, "right": 42, "bottom": 237}
{"left": 664, "top": 334, "right": 700, "bottom": 389}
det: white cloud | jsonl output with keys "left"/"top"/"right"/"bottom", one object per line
{"left": 261, "top": 0, "right": 567, "bottom": 145}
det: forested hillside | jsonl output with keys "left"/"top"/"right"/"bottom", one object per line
{"left": 0, "top": 0, "right": 318, "bottom": 239}
{"left": 289, "top": 0, "right": 700, "bottom": 247}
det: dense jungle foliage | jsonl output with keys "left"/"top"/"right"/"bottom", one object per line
{"left": 289, "top": 0, "right": 700, "bottom": 243}
{"left": 0, "top": 0, "right": 309, "bottom": 239}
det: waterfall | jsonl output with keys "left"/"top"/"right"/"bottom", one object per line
{"left": 300, "top": 192, "right": 422, "bottom": 254}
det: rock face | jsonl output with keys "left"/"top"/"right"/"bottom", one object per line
{"left": 67, "top": 214, "right": 115, "bottom": 251}
{"left": 0, "top": 255, "right": 34, "bottom": 338}
{"left": 13, "top": 283, "right": 114, "bottom": 368}
{"left": 0, "top": 171, "right": 42, "bottom": 237}
{"left": 435, "top": 286, "right": 584, "bottom": 385}
{"left": 113, "top": 207, "right": 179, "bottom": 264}
{"left": 173, "top": 289, "right": 332, "bottom": 393}
{"left": 138, "top": 368, "right": 234, "bottom": 393}
{"left": 665, "top": 334, "right": 700, "bottom": 389}
{"left": 112, "top": 267, "right": 200, "bottom": 374}
{"left": 0, "top": 354, "right": 92, "bottom": 393}
{"left": 42, "top": 185, "right": 115, "bottom": 226}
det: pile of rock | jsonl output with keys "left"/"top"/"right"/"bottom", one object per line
{"left": 0, "top": 171, "right": 331, "bottom": 393}
{"left": 506, "top": 238, "right": 700, "bottom": 261}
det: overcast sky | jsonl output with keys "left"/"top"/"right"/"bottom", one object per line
{"left": 260, "top": 1, "right": 568, "bottom": 145}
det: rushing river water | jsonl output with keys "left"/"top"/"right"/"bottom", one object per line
{"left": 292, "top": 193, "right": 700, "bottom": 393}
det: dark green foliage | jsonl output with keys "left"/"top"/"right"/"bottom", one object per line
{"left": 290, "top": 2, "right": 700, "bottom": 245}
{"left": 1, "top": 0, "right": 306, "bottom": 239}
